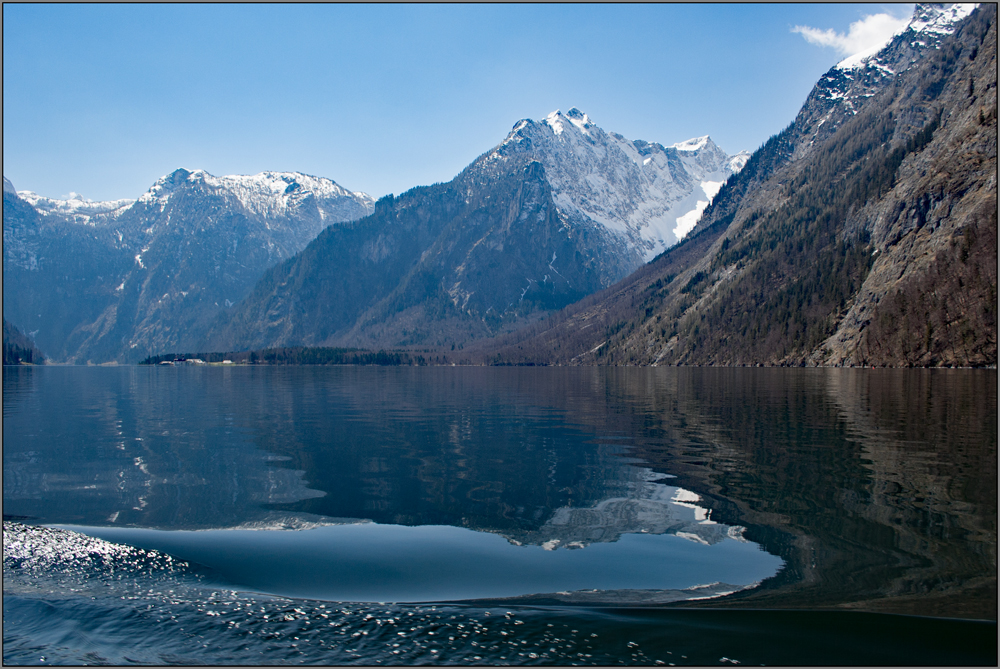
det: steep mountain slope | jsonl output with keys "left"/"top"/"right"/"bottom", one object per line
{"left": 482, "top": 3, "right": 996, "bottom": 368}
{"left": 3, "top": 318, "right": 46, "bottom": 365}
{"left": 4, "top": 182, "right": 134, "bottom": 362}
{"left": 495, "top": 109, "right": 748, "bottom": 257}
{"left": 206, "top": 112, "right": 746, "bottom": 352}
{"left": 204, "top": 155, "right": 623, "bottom": 351}
{"left": 3, "top": 171, "right": 373, "bottom": 362}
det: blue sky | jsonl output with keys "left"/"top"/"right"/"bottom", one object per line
{"left": 3, "top": 3, "right": 914, "bottom": 202}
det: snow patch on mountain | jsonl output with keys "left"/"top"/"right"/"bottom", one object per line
{"left": 672, "top": 180, "right": 726, "bottom": 240}
{"left": 202, "top": 171, "right": 374, "bottom": 220}
{"left": 137, "top": 169, "right": 374, "bottom": 221}
{"left": 836, "top": 3, "right": 978, "bottom": 70}
{"left": 488, "top": 108, "right": 746, "bottom": 260}
{"left": 907, "top": 2, "right": 978, "bottom": 35}
{"left": 727, "top": 151, "right": 751, "bottom": 173}
{"left": 673, "top": 136, "right": 711, "bottom": 152}
{"left": 837, "top": 40, "right": 898, "bottom": 70}
{"left": 16, "top": 190, "right": 134, "bottom": 225}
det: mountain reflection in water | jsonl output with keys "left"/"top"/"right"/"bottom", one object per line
{"left": 3, "top": 366, "right": 996, "bottom": 619}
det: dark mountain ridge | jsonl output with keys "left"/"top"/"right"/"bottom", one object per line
{"left": 202, "top": 153, "right": 623, "bottom": 352}
{"left": 478, "top": 4, "right": 996, "bottom": 368}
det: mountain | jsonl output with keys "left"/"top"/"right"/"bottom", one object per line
{"left": 3, "top": 317, "right": 46, "bottom": 365}
{"left": 481, "top": 3, "right": 996, "bottom": 368}
{"left": 3, "top": 171, "right": 373, "bottom": 363}
{"left": 790, "top": 3, "right": 979, "bottom": 160}
{"left": 13, "top": 189, "right": 133, "bottom": 225}
{"left": 497, "top": 109, "right": 749, "bottom": 257}
{"left": 205, "top": 113, "right": 747, "bottom": 352}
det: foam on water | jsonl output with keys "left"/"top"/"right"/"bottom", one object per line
{"left": 1, "top": 522, "right": 703, "bottom": 664}
{"left": 4, "top": 522, "right": 995, "bottom": 666}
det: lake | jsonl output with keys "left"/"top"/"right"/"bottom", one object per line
{"left": 3, "top": 365, "right": 996, "bottom": 665}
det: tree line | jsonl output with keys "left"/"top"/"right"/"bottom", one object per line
{"left": 139, "top": 346, "right": 465, "bottom": 366}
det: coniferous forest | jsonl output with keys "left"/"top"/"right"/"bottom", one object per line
{"left": 3, "top": 318, "right": 45, "bottom": 365}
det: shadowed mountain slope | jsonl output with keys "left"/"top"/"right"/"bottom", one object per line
{"left": 204, "top": 113, "right": 746, "bottom": 352}
{"left": 3, "top": 171, "right": 373, "bottom": 363}
{"left": 479, "top": 4, "right": 996, "bottom": 368}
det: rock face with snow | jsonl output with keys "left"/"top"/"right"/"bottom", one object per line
{"left": 493, "top": 109, "right": 748, "bottom": 258}
{"left": 205, "top": 113, "right": 746, "bottom": 352}
{"left": 3, "top": 171, "right": 373, "bottom": 362}
{"left": 793, "top": 3, "right": 980, "bottom": 158}
{"left": 16, "top": 191, "right": 134, "bottom": 225}
{"left": 500, "top": 479, "right": 747, "bottom": 551}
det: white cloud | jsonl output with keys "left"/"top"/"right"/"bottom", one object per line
{"left": 792, "top": 10, "right": 912, "bottom": 57}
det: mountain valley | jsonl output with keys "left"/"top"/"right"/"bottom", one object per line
{"left": 203, "top": 112, "right": 748, "bottom": 353}
{"left": 3, "top": 3, "right": 995, "bottom": 369}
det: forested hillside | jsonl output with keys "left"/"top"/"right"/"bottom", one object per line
{"left": 201, "top": 111, "right": 747, "bottom": 354}
{"left": 201, "top": 155, "right": 618, "bottom": 352}
{"left": 3, "top": 319, "right": 45, "bottom": 365}
{"left": 480, "top": 5, "right": 996, "bottom": 368}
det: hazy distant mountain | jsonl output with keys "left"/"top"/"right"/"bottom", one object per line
{"left": 205, "top": 112, "right": 747, "bottom": 352}
{"left": 3, "top": 170, "right": 373, "bottom": 362}
{"left": 483, "top": 3, "right": 996, "bottom": 368}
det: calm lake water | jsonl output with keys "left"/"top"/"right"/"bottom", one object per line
{"left": 3, "top": 365, "right": 996, "bottom": 665}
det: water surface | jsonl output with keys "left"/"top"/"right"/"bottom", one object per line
{"left": 3, "top": 366, "right": 996, "bottom": 664}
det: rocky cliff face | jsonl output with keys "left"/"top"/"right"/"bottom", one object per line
{"left": 483, "top": 3, "right": 996, "bottom": 368}
{"left": 3, "top": 171, "right": 373, "bottom": 362}
{"left": 494, "top": 109, "right": 747, "bottom": 258}
{"left": 206, "top": 112, "right": 746, "bottom": 352}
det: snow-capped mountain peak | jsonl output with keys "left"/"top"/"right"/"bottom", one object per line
{"left": 836, "top": 3, "right": 978, "bottom": 70}
{"left": 672, "top": 135, "right": 711, "bottom": 152}
{"left": 543, "top": 110, "right": 566, "bottom": 135}
{"left": 564, "top": 107, "right": 595, "bottom": 133}
{"left": 800, "top": 2, "right": 980, "bottom": 154}
{"left": 137, "top": 168, "right": 374, "bottom": 221}
{"left": 542, "top": 108, "right": 597, "bottom": 136}
{"left": 908, "top": 2, "right": 978, "bottom": 35}
{"left": 487, "top": 109, "right": 747, "bottom": 260}
{"left": 15, "top": 189, "right": 134, "bottom": 224}
{"left": 139, "top": 167, "right": 197, "bottom": 203}
{"left": 4, "top": 166, "right": 376, "bottom": 363}
{"left": 202, "top": 171, "right": 373, "bottom": 219}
